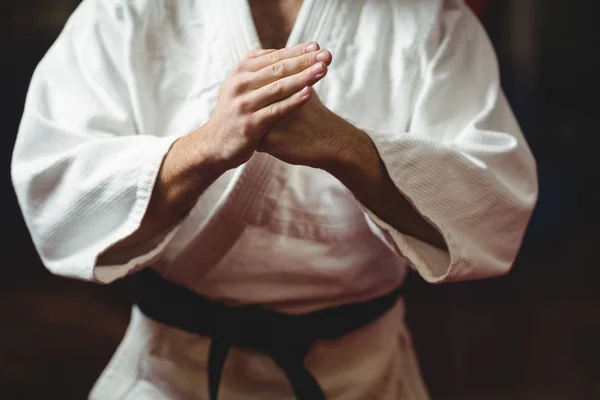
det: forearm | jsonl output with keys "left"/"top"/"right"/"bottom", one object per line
{"left": 103, "top": 125, "right": 229, "bottom": 254}
{"left": 326, "top": 126, "right": 448, "bottom": 251}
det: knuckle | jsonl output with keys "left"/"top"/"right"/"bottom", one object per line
{"left": 246, "top": 48, "right": 260, "bottom": 58}
{"left": 231, "top": 78, "right": 248, "bottom": 95}
{"left": 301, "top": 70, "right": 311, "bottom": 85}
{"left": 233, "top": 61, "right": 247, "bottom": 74}
{"left": 269, "top": 81, "right": 283, "bottom": 96}
{"left": 233, "top": 99, "right": 248, "bottom": 114}
{"left": 268, "top": 51, "right": 281, "bottom": 64}
{"left": 241, "top": 118, "right": 254, "bottom": 136}
{"left": 268, "top": 103, "right": 280, "bottom": 118}
{"left": 304, "top": 55, "right": 314, "bottom": 68}
{"left": 271, "top": 61, "right": 285, "bottom": 78}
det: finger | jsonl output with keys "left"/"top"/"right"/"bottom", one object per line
{"left": 249, "top": 62, "right": 327, "bottom": 110}
{"left": 244, "top": 41, "right": 320, "bottom": 72}
{"left": 249, "top": 49, "right": 332, "bottom": 90}
{"left": 245, "top": 48, "right": 277, "bottom": 59}
{"left": 253, "top": 86, "right": 312, "bottom": 126}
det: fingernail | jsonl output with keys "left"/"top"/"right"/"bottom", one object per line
{"left": 315, "top": 50, "right": 330, "bottom": 62}
{"left": 300, "top": 87, "right": 310, "bottom": 97}
{"left": 312, "top": 63, "right": 324, "bottom": 74}
{"left": 305, "top": 42, "right": 319, "bottom": 52}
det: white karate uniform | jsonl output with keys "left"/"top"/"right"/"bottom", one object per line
{"left": 11, "top": 0, "right": 538, "bottom": 398}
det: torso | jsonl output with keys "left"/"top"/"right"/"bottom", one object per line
{"left": 134, "top": 0, "right": 426, "bottom": 311}
{"left": 248, "top": 0, "right": 304, "bottom": 49}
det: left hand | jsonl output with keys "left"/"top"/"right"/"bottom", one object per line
{"left": 257, "top": 90, "right": 369, "bottom": 170}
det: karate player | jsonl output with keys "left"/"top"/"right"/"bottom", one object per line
{"left": 11, "top": 0, "right": 538, "bottom": 399}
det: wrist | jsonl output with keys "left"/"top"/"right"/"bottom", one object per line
{"left": 323, "top": 126, "right": 381, "bottom": 180}
{"left": 188, "top": 123, "right": 237, "bottom": 176}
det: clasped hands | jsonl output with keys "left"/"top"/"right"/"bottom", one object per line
{"left": 183, "top": 41, "right": 446, "bottom": 251}
{"left": 203, "top": 41, "right": 368, "bottom": 172}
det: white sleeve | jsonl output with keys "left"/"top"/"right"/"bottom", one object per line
{"left": 11, "top": 0, "right": 180, "bottom": 283}
{"left": 364, "top": 1, "right": 538, "bottom": 283}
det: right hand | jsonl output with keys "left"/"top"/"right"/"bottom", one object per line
{"left": 200, "top": 42, "right": 333, "bottom": 169}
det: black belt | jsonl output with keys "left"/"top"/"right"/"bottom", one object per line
{"left": 134, "top": 268, "right": 404, "bottom": 400}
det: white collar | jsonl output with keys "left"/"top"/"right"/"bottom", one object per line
{"left": 206, "top": 0, "right": 340, "bottom": 64}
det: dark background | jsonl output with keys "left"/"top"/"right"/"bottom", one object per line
{"left": 1, "top": 1, "right": 599, "bottom": 399}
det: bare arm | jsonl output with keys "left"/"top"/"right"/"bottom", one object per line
{"left": 324, "top": 123, "right": 447, "bottom": 250}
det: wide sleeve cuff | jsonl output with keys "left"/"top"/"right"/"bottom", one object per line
{"left": 363, "top": 129, "right": 517, "bottom": 284}
{"left": 90, "top": 135, "right": 181, "bottom": 283}
{"left": 363, "top": 207, "right": 452, "bottom": 283}
{"left": 93, "top": 222, "right": 182, "bottom": 283}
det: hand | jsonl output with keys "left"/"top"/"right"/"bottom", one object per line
{"left": 258, "top": 92, "right": 448, "bottom": 251}
{"left": 197, "top": 42, "right": 333, "bottom": 169}
{"left": 258, "top": 91, "right": 371, "bottom": 170}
